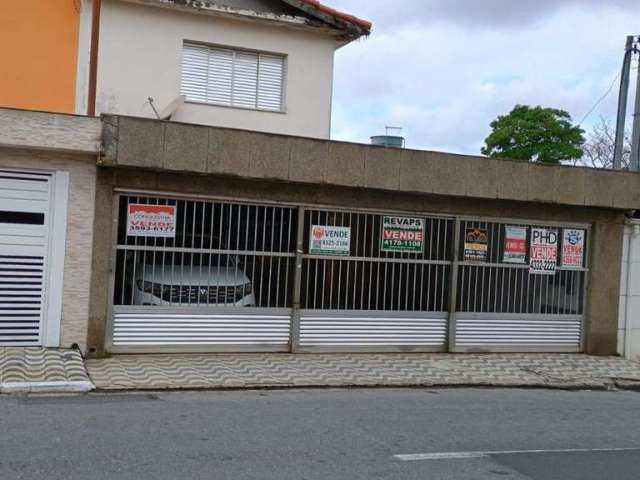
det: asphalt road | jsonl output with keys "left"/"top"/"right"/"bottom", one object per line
{"left": 2, "top": 388, "right": 640, "bottom": 480}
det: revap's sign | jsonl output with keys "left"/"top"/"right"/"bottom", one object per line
{"left": 381, "top": 216, "right": 424, "bottom": 253}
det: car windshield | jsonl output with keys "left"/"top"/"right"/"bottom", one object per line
{"left": 131, "top": 252, "right": 239, "bottom": 268}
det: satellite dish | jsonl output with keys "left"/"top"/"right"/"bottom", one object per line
{"left": 157, "top": 95, "right": 186, "bottom": 120}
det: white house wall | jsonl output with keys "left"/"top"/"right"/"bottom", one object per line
{"left": 96, "top": 0, "right": 338, "bottom": 138}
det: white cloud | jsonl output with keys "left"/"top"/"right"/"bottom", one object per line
{"left": 329, "top": 0, "right": 638, "bottom": 154}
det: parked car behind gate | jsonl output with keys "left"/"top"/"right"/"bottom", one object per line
{"left": 133, "top": 254, "right": 255, "bottom": 307}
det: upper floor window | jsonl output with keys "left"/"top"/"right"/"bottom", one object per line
{"left": 181, "top": 42, "right": 285, "bottom": 112}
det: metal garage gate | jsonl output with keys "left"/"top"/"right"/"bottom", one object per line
{"left": 452, "top": 219, "right": 589, "bottom": 352}
{"left": 0, "top": 171, "right": 52, "bottom": 345}
{"left": 108, "top": 194, "right": 296, "bottom": 352}
{"left": 107, "top": 192, "right": 589, "bottom": 354}
{"left": 297, "top": 208, "right": 453, "bottom": 352}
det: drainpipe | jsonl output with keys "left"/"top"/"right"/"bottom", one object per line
{"left": 87, "top": 0, "right": 102, "bottom": 116}
{"left": 624, "top": 221, "right": 640, "bottom": 358}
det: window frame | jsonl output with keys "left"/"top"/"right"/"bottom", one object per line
{"left": 180, "top": 40, "right": 288, "bottom": 114}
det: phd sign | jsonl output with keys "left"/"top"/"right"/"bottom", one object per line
{"left": 381, "top": 216, "right": 424, "bottom": 253}
{"left": 529, "top": 228, "right": 558, "bottom": 275}
{"left": 309, "top": 225, "right": 351, "bottom": 256}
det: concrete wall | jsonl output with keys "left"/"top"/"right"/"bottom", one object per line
{"left": 101, "top": 116, "right": 640, "bottom": 211}
{"left": 96, "top": 0, "right": 338, "bottom": 138}
{"left": 0, "top": 148, "right": 97, "bottom": 351}
{"left": 0, "top": 108, "right": 101, "bottom": 154}
{"left": 618, "top": 220, "right": 640, "bottom": 361}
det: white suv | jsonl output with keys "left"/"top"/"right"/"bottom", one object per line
{"left": 133, "top": 259, "right": 255, "bottom": 307}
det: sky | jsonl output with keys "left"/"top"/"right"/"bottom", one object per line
{"left": 328, "top": 0, "right": 639, "bottom": 154}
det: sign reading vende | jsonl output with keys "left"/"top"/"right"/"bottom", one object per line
{"left": 561, "top": 229, "right": 585, "bottom": 269}
{"left": 127, "top": 204, "right": 176, "bottom": 238}
{"left": 309, "top": 225, "right": 351, "bottom": 256}
{"left": 381, "top": 216, "right": 424, "bottom": 253}
{"left": 503, "top": 226, "right": 527, "bottom": 264}
{"left": 529, "top": 228, "right": 558, "bottom": 275}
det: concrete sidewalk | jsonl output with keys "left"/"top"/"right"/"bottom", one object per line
{"left": 0, "top": 347, "right": 94, "bottom": 394}
{"left": 86, "top": 353, "right": 640, "bottom": 391}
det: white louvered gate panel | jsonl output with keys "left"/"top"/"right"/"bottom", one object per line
{"left": 0, "top": 172, "right": 51, "bottom": 346}
{"left": 455, "top": 314, "right": 582, "bottom": 351}
{"left": 299, "top": 311, "right": 447, "bottom": 351}
{"left": 112, "top": 307, "right": 291, "bottom": 352}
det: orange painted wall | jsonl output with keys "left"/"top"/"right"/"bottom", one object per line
{"left": 0, "top": 0, "right": 81, "bottom": 113}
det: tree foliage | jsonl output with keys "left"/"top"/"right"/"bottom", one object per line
{"left": 481, "top": 105, "right": 585, "bottom": 164}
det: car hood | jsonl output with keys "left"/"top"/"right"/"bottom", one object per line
{"left": 137, "top": 265, "right": 250, "bottom": 286}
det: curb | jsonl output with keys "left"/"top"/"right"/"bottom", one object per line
{"left": 1, "top": 381, "right": 95, "bottom": 395}
{"left": 89, "top": 381, "right": 614, "bottom": 393}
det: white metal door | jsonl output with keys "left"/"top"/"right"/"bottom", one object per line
{"left": 0, "top": 171, "right": 52, "bottom": 345}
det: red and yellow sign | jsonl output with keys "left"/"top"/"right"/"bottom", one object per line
{"left": 127, "top": 204, "right": 176, "bottom": 238}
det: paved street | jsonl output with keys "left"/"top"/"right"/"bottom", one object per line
{"left": 2, "top": 388, "right": 640, "bottom": 479}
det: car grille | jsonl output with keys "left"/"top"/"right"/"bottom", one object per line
{"left": 161, "top": 285, "right": 247, "bottom": 304}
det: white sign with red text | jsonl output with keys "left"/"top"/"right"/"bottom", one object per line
{"left": 309, "top": 225, "right": 351, "bottom": 256}
{"left": 127, "top": 204, "right": 176, "bottom": 238}
{"left": 504, "top": 226, "right": 527, "bottom": 264}
{"left": 529, "top": 228, "right": 558, "bottom": 275}
{"left": 561, "top": 229, "right": 585, "bottom": 269}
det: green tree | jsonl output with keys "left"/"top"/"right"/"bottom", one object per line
{"left": 481, "top": 105, "right": 585, "bottom": 164}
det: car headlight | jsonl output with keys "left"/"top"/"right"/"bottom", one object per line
{"left": 242, "top": 282, "right": 253, "bottom": 295}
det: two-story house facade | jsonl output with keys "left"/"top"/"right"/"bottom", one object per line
{"left": 90, "top": 0, "right": 369, "bottom": 138}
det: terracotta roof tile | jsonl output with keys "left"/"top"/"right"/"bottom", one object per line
{"left": 300, "top": 0, "right": 372, "bottom": 32}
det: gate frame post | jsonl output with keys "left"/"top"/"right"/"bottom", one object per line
{"left": 290, "top": 206, "right": 305, "bottom": 353}
{"left": 446, "top": 217, "right": 462, "bottom": 353}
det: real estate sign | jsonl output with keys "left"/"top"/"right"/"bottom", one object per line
{"left": 309, "top": 225, "right": 351, "bottom": 256}
{"left": 127, "top": 204, "right": 176, "bottom": 238}
{"left": 381, "top": 216, "right": 424, "bottom": 253}
{"left": 561, "top": 229, "right": 585, "bottom": 269}
{"left": 503, "top": 226, "right": 527, "bottom": 264}
{"left": 464, "top": 228, "right": 488, "bottom": 261}
{"left": 529, "top": 228, "right": 558, "bottom": 274}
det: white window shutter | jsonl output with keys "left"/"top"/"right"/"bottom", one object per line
{"left": 206, "top": 47, "right": 234, "bottom": 106}
{"left": 257, "top": 54, "right": 284, "bottom": 111}
{"left": 180, "top": 43, "right": 209, "bottom": 103}
{"left": 181, "top": 42, "right": 284, "bottom": 111}
{"left": 232, "top": 52, "right": 259, "bottom": 108}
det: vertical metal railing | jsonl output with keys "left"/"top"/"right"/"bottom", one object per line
{"left": 455, "top": 219, "right": 589, "bottom": 316}
{"left": 112, "top": 195, "right": 297, "bottom": 309}
{"left": 299, "top": 209, "right": 454, "bottom": 312}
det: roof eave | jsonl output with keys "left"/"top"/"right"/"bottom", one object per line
{"left": 118, "top": 0, "right": 335, "bottom": 33}
{"left": 281, "top": 0, "right": 371, "bottom": 40}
